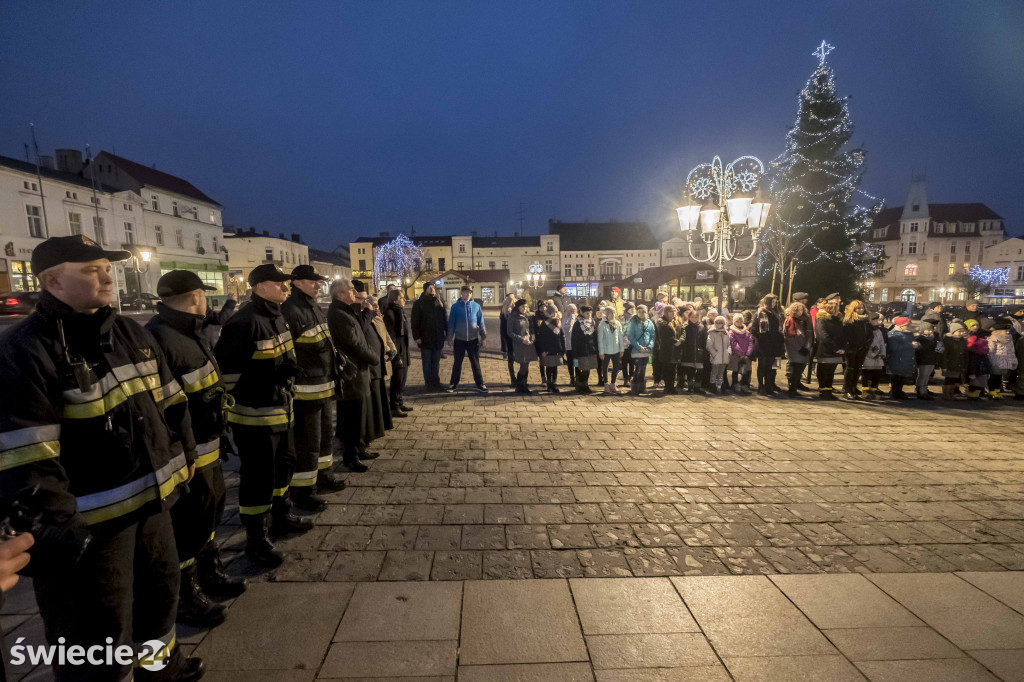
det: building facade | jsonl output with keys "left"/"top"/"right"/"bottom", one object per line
{"left": 863, "top": 180, "right": 1007, "bottom": 304}
{"left": 548, "top": 220, "right": 661, "bottom": 299}
{"left": 461, "top": 234, "right": 560, "bottom": 287}
{"left": 983, "top": 237, "right": 1024, "bottom": 304}
{"left": 308, "top": 246, "right": 351, "bottom": 285}
{"left": 660, "top": 233, "right": 758, "bottom": 302}
{"left": 223, "top": 227, "right": 309, "bottom": 297}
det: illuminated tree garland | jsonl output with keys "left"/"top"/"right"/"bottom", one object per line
{"left": 373, "top": 234, "right": 425, "bottom": 290}
{"left": 758, "top": 41, "right": 886, "bottom": 298}
{"left": 969, "top": 265, "right": 1009, "bottom": 288}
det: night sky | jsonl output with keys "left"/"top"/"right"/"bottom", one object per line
{"left": 2, "top": 1, "right": 1022, "bottom": 250}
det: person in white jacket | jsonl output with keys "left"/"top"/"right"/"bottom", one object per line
{"left": 706, "top": 315, "right": 732, "bottom": 394}
{"left": 597, "top": 305, "right": 625, "bottom": 394}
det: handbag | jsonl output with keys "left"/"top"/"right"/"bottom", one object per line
{"left": 576, "top": 354, "right": 598, "bottom": 371}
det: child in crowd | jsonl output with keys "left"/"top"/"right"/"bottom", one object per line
{"left": 941, "top": 321, "right": 968, "bottom": 401}
{"left": 595, "top": 300, "right": 612, "bottom": 386}
{"left": 860, "top": 312, "right": 888, "bottom": 400}
{"left": 783, "top": 302, "right": 812, "bottom": 397}
{"left": 561, "top": 303, "right": 578, "bottom": 387}
{"left": 621, "top": 302, "right": 636, "bottom": 387}
{"left": 988, "top": 319, "right": 1017, "bottom": 400}
{"left": 914, "top": 316, "right": 939, "bottom": 400}
{"left": 965, "top": 319, "right": 991, "bottom": 399}
{"left": 650, "top": 301, "right": 667, "bottom": 386}
{"left": 597, "top": 305, "right": 624, "bottom": 395}
{"left": 706, "top": 315, "right": 731, "bottom": 394}
{"left": 535, "top": 303, "right": 564, "bottom": 393}
{"left": 728, "top": 313, "right": 756, "bottom": 395}
{"left": 626, "top": 304, "right": 655, "bottom": 394}
{"left": 572, "top": 306, "right": 599, "bottom": 394}
{"left": 885, "top": 316, "right": 918, "bottom": 400}
{"left": 679, "top": 309, "right": 706, "bottom": 394}
{"left": 654, "top": 305, "right": 684, "bottom": 395}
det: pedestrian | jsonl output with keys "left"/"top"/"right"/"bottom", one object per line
{"left": 965, "top": 319, "right": 991, "bottom": 399}
{"left": 885, "top": 316, "right": 919, "bottom": 400}
{"left": 551, "top": 282, "right": 569, "bottom": 316}
{"left": 753, "top": 294, "right": 784, "bottom": 395}
{"left": 706, "top": 315, "right": 731, "bottom": 394}
{"left": 536, "top": 303, "right": 565, "bottom": 392}
{"left": 0, "top": 236, "right": 205, "bottom": 680}
{"left": 783, "top": 302, "right": 812, "bottom": 397}
{"left": 282, "top": 265, "right": 347, "bottom": 515}
{"left": 814, "top": 295, "right": 848, "bottom": 400}
{"left": 807, "top": 297, "right": 824, "bottom": 384}
{"left": 842, "top": 300, "right": 871, "bottom": 399}
{"left": 203, "top": 290, "right": 238, "bottom": 346}
{"left": 508, "top": 298, "right": 537, "bottom": 394}
{"left": 621, "top": 302, "right": 636, "bottom": 387}
{"left": 988, "top": 318, "right": 1017, "bottom": 400}
{"left": 148, "top": 271, "right": 248, "bottom": 629}
{"left": 597, "top": 305, "right": 624, "bottom": 394}
{"left": 500, "top": 292, "right": 516, "bottom": 361}
{"left": 679, "top": 309, "right": 706, "bottom": 394}
{"left": 383, "top": 289, "right": 413, "bottom": 415}
{"left": 609, "top": 286, "right": 625, "bottom": 317}
{"left": 654, "top": 305, "right": 684, "bottom": 395}
{"left": 728, "top": 313, "right": 756, "bottom": 394}
{"left": 410, "top": 282, "right": 447, "bottom": 391}
{"left": 941, "top": 321, "right": 968, "bottom": 401}
{"left": 572, "top": 305, "right": 600, "bottom": 394}
{"left": 1014, "top": 325, "right": 1024, "bottom": 400}
{"left": 914, "top": 314, "right": 940, "bottom": 400}
{"left": 363, "top": 295, "right": 394, "bottom": 441}
{"left": 327, "top": 278, "right": 380, "bottom": 473}
{"left": 861, "top": 312, "right": 889, "bottom": 400}
{"left": 626, "top": 304, "right": 655, "bottom": 394}
{"left": 446, "top": 285, "right": 488, "bottom": 393}
{"left": 594, "top": 300, "right": 611, "bottom": 386}
{"left": 650, "top": 301, "right": 667, "bottom": 387}
{"left": 562, "top": 303, "right": 579, "bottom": 388}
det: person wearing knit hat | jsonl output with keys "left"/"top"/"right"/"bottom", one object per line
{"left": 508, "top": 298, "right": 536, "bottom": 393}
{"left": 609, "top": 286, "right": 625, "bottom": 317}
{"left": 965, "top": 314, "right": 992, "bottom": 399}
{"left": 885, "top": 316, "right": 918, "bottom": 399}
{"left": 987, "top": 318, "right": 1017, "bottom": 399}
{"left": 861, "top": 312, "right": 889, "bottom": 400}
{"left": 941, "top": 320, "right": 969, "bottom": 400}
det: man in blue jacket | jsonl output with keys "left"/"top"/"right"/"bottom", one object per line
{"left": 446, "top": 285, "right": 488, "bottom": 392}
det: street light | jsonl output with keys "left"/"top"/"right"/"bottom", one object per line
{"left": 124, "top": 248, "right": 153, "bottom": 297}
{"left": 677, "top": 156, "right": 770, "bottom": 310}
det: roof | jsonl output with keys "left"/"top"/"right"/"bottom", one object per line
{"left": 0, "top": 154, "right": 115, "bottom": 193}
{"left": 100, "top": 151, "right": 220, "bottom": 206}
{"left": 606, "top": 263, "right": 736, "bottom": 291}
{"left": 308, "top": 248, "right": 350, "bottom": 267}
{"left": 548, "top": 220, "right": 660, "bottom": 251}
{"left": 437, "top": 268, "right": 511, "bottom": 283}
{"left": 868, "top": 203, "right": 1004, "bottom": 241}
{"left": 472, "top": 235, "right": 543, "bottom": 248}
{"left": 353, "top": 235, "right": 452, "bottom": 248}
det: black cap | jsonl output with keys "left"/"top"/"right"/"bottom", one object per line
{"left": 351, "top": 279, "right": 366, "bottom": 293}
{"left": 290, "top": 264, "right": 328, "bottom": 281}
{"left": 248, "top": 263, "right": 293, "bottom": 286}
{"left": 422, "top": 281, "right": 434, "bottom": 291}
{"left": 31, "top": 235, "right": 132, "bottom": 275}
{"left": 157, "top": 270, "right": 216, "bottom": 297}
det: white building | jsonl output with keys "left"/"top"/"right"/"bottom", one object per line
{"left": 308, "top": 246, "right": 352, "bottom": 290}
{"left": 85, "top": 151, "right": 228, "bottom": 302}
{"left": 462, "top": 233, "right": 560, "bottom": 285}
{"left": 223, "top": 227, "right": 309, "bottom": 297}
{"left": 983, "top": 237, "right": 1024, "bottom": 304}
{"left": 548, "top": 220, "right": 661, "bottom": 299}
{"left": 863, "top": 180, "right": 1007, "bottom": 304}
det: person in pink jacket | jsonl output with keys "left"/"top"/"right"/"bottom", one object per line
{"left": 728, "top": 313, "right": 757, "bottom": 394}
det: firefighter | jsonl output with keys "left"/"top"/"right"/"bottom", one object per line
{"left": 0, "top": 235, "right": 204, "bottom": 681}
{"left": 281, "top": 265, "right": 346, "bottom": 513}
{"left": 214, "top": 264, "right": 311, "bottom": 569}
{"left": 147, "top": 271, "right": 248, "bottom": 629}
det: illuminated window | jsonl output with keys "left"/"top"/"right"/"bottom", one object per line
{"left": 963, "top": 263, "right": 969, "bottom": 273}
{"left": 904, "top": 264, "right": 918, "bottom": 277}
{"left": 948, "top": 263, "right": 955, "bottom": 276}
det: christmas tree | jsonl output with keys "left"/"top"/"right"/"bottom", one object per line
{"left": 373, "top": 233, "right": 426, "bottom": 296}
{"left": 758, "top": 42, "right": 885, "bottom": 302}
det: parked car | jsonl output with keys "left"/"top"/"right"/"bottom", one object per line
{"left": 121, "top": 292, "right": 160, "bottom": 311}
{"left": 0, "top": 291, "right": 41, "bottom": 315}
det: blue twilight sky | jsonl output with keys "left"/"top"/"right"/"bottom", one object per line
{"left": 1, "top": 0, "right": 1022, "bottom": 250}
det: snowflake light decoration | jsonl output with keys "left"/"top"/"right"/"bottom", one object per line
{"left": 731, "top": 170, "right": 758, "bottom": 193}
{"left": 691, "top": 176, "right": 714, "bottom": 200}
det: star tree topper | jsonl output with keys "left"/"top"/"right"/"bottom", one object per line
{"left": 813, "top": 40, "right": 834, "bottom": 65}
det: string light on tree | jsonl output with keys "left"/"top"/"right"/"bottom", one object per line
{"left": 373, "top": 234, "right": 424, "bottom": 291}
{"left": 969, "top": 265, "right": 1009, "bottom": 288}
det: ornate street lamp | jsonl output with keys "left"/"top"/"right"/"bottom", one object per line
{"left": 124, "top": 249, "right": 152, "bottom": 296}
{"left": 677, "top": 155, "right": 770, "bottom": 309}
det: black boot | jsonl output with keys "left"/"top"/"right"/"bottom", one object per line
{"left": 197, "top": 543, "right": 247, "bottom": 600}
{"left": 137, "top": 648, "right": 205, "bottom": 682}
{"left": 342, "top": 454, "right": 369, "bottom": 473}
{"left": 176, "top": 563, "right": 227, "bottom": 629}
{"left": 399, "top": 402, "right": 413, "bottom": 412}
{"left": 357, "top": 449, "right": 380, "bottom": 460}
{"left": 270, "top": 497, "right": 315, "bottom": 537}
{"left": 317, "top": 469, "right": 347, "bottom": 492}
{"left": 290, "top": 486, "right": 327, "bottom": 513}
{"left": 242, "top": 514, "right": 284, "bottom": 568}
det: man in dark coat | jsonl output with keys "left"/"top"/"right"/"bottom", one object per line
{"left": 789, "top": 292, "right": 813, "bottom": 390}
{"left": 410, "top": 282, "right": 448, "bottom": 390}
{"left": 383, "top": 289, "right": 412, "bottom": 413}
{"left": 327, "top": 278, "right": 379, "bottom": 473}
{"left": 550, "top": 283, "right": 568, "bottom": 316}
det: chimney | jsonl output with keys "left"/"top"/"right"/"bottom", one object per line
{"left": 279, "top": 233, "right": 285, "bottom": 240}
{"left": 291, "top": 233, "right": 300, "bottom": 243}
{"left": 56, "top": 149, "right": 84, "bottom": 174}
{"left": 263, "top": 230, "right": 269, "bottom": 237}
{"left": 380, "top": 231, "right": 389, "bottom": 238}
{"left": 39, "top": 155, "right": 55, "bottom": 170}
{"left": 235, "top": 227, "right": 242, "bottom": 235}
{"left": 471, "top": 231, "right": 477, "bottom": 237}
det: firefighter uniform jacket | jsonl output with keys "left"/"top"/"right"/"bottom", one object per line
{"left": 146, "top": 303, "right": 227, "bottom": 471}
{"left": 0, "top": 291, "right": 194, "bottom": 546}
{"left": 282, "top": 288, "right": 337, "bottom": 403}
{"left": 214, "top": 294, "right": 299, "bottom": 432}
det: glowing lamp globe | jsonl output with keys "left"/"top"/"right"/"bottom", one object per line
{"left": 676, "top": 205, "right": 700, "bottom": 232}
{"left": 726, "top": 197, "right": 752, "bottom": 226}
{"left": 699, "top": 209, "right": 721, "bottom": 233}
{"left": 747, "top": 202, "right": 771, "bottom": 229}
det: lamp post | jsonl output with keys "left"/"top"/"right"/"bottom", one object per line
{"left": 124, "top": 249, "right": 152, "bottom": 296}
{"left": 526, "top": 263, "right": 546, "bottom": 300}
{"left": 676, "top": 156, "right": 770, "bottom": 310}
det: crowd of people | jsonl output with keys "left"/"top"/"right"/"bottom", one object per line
{"left": 492, "top": 283, "right": 1024, "bottom": 402}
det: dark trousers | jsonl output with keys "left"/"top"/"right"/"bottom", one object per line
{"left": 787, "top": 361, "right": 806, "bottom": 390}
{"left": 543, "top": 365, "right": 558, "bottom": 386}
{"left": 565, "top": 350, "right": 576, "bottom": 384}
{"left": 817, "top": 362, "right": 839, "bottom": 392}
{"left": 233, "top": 424, "right": 296, "bottom": 517}
{"left": 293, "top": 399, "right": 332, "bottom": 488}
{"left": 756, "top": 354, "right": 776, "bottom": 388}
{"left": 843, "top": 348, "right": 867, "bottom": 394}
{"left": 450, "top": 338, "right": 484, "bottom": 387}
{"left": 336, "top": 398, "right": 364, "bottom": 458}
{"left": 171, "top": 462, "right": 226, "bottom": 564}
{"left": 34, "top": 510, "right": 179, "bottom": 682}
{"left": 575, "top": 369, "right": 591, "bottom": 391}
{"left": 863, "top": 368, "right": 885, "bottom": 389}
{"left": 389, "top": 358, "right": 407, "bottom": 408}
{"left": 621, "top": 347, "right": 633, "bottom": 382}
{"left": 656, "top": 363, "right": 677, "bottom": 392}
{"left": 806, "top": 340, "right": 817, "bottom": 382}
{"left": 631, "top": 357, "right": 649, "bottom": 392}
{"left": 679, "top": 365, "right": 701, "bottom": 392}
{"left": 421, "top": 346, "right": 442, "bottom": 388}
{"left": 515, "top": 362, "right": 530, "bottom": 389}
{"left": 601, "top": 354, "right": 621, "bottom": 384}
{"left": 891, "top": 375, "right": 909, "bottom": 397}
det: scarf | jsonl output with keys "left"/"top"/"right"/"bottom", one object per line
{"left": 578, "top": 318, "right": 596, "bottom": 335}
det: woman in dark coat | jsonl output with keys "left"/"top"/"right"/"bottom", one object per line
{"left": 383, "top": 290, "right": 412, "bottom": 413}
{"left": 842, "top": 300, "right": 871, "bottom": 398}
{"left": 752, "top": 294, "right": 785, "bottom": 395}
{"left": 361, "top": 297, "right": 389, "bottom": 442}
{"left": 654, "top": 305, "right": 684, "bottom": 394}
{"left": 534, "top": 304, "right": 565, "bottom": 393}
{"left": 508, "top": 299, "right": 537, "bottom": 394}
{"left": 571, "top": 306, "right": 600, "bottom": 394}
{"left": 814, "top": 297, "right": 848, "bottom": 400}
